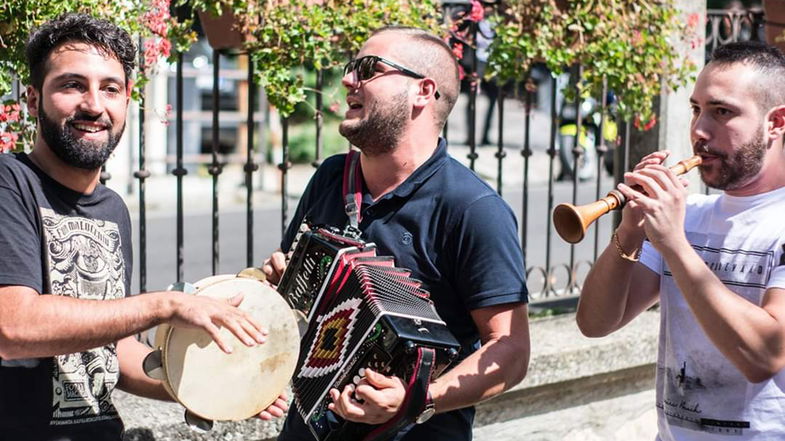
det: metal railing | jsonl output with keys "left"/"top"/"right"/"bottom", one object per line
{"left": 109, "top": 7, "right": 764, "bottom": 306}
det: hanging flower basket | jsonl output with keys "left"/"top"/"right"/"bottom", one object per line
{"left": 198, "top": 6, "right": 248, "bottom": 51}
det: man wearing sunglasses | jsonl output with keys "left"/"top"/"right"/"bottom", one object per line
{"left": 265, "top": 26, "right": 530, "bottom": 441}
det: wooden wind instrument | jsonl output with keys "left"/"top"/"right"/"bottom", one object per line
{"left": 553, "top": 155, "right": 702, "bottom": 244}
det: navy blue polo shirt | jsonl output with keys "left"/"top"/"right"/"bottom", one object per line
{"left": 278, "top": 139, "right": 527, "bottom": 441}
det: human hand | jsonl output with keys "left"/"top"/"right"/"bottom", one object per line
{"left": 261, "top": 250, "right": 287, "bottom": 285}
{"left": 617, "top": 156, "right": 689, "bottom": 252}
{"left": 258, "top": 392, "right": 289, "bottom": 420}
{"left": 166, "top": 291, "right": 267, "bottom": 354}
{"left": 327, "top": 369, "right": 406, "bottom": 424}
{"left": 617, "top": 150, "right": 670, "bottom": 235}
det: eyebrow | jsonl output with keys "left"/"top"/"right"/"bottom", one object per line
{"left": 689, "top": 98, "right": 738, "bottom": 108}
{"left": 51, "top": 72, "right": 125, "bottom": 85}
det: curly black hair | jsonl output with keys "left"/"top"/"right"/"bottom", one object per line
{"left": 25, "top": 13, "right": 136, "bottom": 90}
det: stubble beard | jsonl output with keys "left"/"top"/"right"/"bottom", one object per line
{"left": 699, "top": 129, "right": 767, "bottom": 191}
{"left": 38, "top": 100, "right": 123, "bottom": 170}
{"left": 339, "top": 90, "right": 409, "bottom": 156}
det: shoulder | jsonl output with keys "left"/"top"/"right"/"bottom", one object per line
{"left": 314, "top": 153, "right": 347, "bottom": 179}
{"left": 434, "top": 157, "right": 499, "bottom": 206}
{"left": 0, "top": 153, "right": 34, "bottom": 186}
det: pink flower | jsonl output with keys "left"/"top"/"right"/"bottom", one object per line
{"left": 0, "top": 132, "right": 18, "bottom": 153}
{"left": 468, "top": 0, "right": 484, "bottom": 22}
{"left": 687, "top": 13, "right": 701, "bottom": 30}
{"left": 159, "top": 38, "right": 172, "bottom": 58}
{"left": 452, "top": 42, "right": 464, "bottom": 60}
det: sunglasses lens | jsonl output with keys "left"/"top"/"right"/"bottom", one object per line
{"left": 358, "top": 57, "right": 377, "bottom": 81}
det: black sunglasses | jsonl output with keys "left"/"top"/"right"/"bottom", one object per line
{"left": 343, "top": 55, "right": 440, "bottom": 99}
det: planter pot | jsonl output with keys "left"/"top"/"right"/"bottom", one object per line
{"left": 764, "top": 0, "right": 785, "bottom": 52}
{"left": 198, "top": 6, "right": 247, "bottom": 51}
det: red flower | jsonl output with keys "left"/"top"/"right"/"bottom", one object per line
{"left": 452, "top": 42, "right": 464, "bottom": 60}
{"left": 0, "top": 132, "right": 19, "bottom": 153}
{"left": 634, "top": 114, "right": 657, "bottom": 131}
{"left": 468, "top": 0, "right": 484, "bottom": 22}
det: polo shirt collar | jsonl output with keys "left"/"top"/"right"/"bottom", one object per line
{"left": 373, "top": 138, "right": 448, "bottom": 202}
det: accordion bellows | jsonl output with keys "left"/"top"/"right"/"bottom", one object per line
{"left": 278, "top": 225, "right": 460, "bottom": 441}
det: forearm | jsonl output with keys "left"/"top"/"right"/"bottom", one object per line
{"left": 0, "top": 288, "right": 173, "bottom": 359}
{"left": 429, "top": 336, "right": 529, "bottom": 413}
{"left": 662, "top": 242, "right": 785, "bottom": 382}
{"left": 577, "top": 226, "right": 653, "bottom": 337}
{"left": 116, "top": 336, "right": 173, "bottom": 401}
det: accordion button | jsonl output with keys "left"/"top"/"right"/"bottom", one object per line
{"left": 353, "top": 375, "right": 361, "bottom": 384}
{"left": 358, "top": 368, "right": 366, "bottom": 377}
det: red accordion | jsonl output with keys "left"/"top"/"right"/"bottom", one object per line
{"left": 278, "top": 225, "right": 460, "bottom": 441}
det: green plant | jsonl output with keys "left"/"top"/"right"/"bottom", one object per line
{"left": 487, "top": 0, "right": 701, "bottom": 124}
{"left": 0, "top": 0, "right": 198, "bottom": 151}
{"left": 244, "top": 0, "right": 443, "bottom": 117}
{"left": 285, "top": 120, "right": 348, "bottom": 164}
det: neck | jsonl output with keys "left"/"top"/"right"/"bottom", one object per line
{"left": 360, "top": 132, "right": 440, "bottom": 200}
{"left": 28, "top": 141, "right": 102, "bottom": 195}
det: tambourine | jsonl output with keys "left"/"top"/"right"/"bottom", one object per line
{"left": 143, "top": 268, "right": 300, "bottom": 429}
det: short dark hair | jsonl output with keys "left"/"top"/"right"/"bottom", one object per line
{"left": 709, "top": 41, "right": 785, "bottom": 111}
{"left": 25, "top": 13, "right": 136, "bottom": 90}
{"left": 371, "top": 26, "right": 460, "bottom": 130}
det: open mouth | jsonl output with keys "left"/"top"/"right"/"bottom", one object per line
{"left": 70, "top": 122, "right": 108, "bottom": 134}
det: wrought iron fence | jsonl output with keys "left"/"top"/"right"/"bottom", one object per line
{"left": 67, "top": 7, "right": 769, "bottom": 306}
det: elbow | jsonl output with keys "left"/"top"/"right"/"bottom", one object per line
{"left": 507, "top": 342, "right": 530, "bottom": 387}
{"left": 742, "top": 368, "right": 776, "bottom": 384}
{"left": 575, "top": 311, "right": 614, "bottom": 338}
{"left": 0, "top": 326, "right": 27, "bottom": 360}
{"left": 741, "top": 361, "right": 785, "bottom": 384}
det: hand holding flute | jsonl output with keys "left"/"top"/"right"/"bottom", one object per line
{"left": 553, "top": 152, "right": 702, "bottom": 244}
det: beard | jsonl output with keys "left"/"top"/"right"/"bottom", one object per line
{"left": 38, "top": 100, "right": 123, "bottom": 170}
{"left": 339, "top": 90, "right": 409, "bottom": 156}
{"left": 698, "top": 129, "right": 767, "bottom": 191}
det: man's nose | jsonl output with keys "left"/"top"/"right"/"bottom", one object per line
{"left": 341, "top": 70, "right": 359, "bottom": 89}
{"left": 78, "top": 87, "right": 105, "bottom": 116}
{"left": 691, "top": 112, "right": 711, "bottom": 144}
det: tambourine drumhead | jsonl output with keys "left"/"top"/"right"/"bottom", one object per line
{"left": 161, "top": 277, "right": 299, "bottom": 421}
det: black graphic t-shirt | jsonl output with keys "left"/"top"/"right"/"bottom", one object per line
{"left": 0, "top": 153, "right": 131, "bottom": 440}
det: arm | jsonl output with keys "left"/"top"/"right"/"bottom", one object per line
{"left": 427, "top": 302, "right": 529, "bottom": 412}
{"left": 618, "top": 159, "right": 785, "bottom": 382}
{"left": 576, "top": 151, "right": 671, "bottom": 337}
{"left": 663, "top": 247, "right": 785, "bottom": 382}
{"left": 576, "top": 235, "right": 660, "bottom": 337}
{"left": 0, "top": 285, "right": 266, "bottom": 360}
{"left": 116, "top": 335, "right": 171, "bottom": 401}
{"left": 328, "top": 302, "right": 530, "bottom": 423}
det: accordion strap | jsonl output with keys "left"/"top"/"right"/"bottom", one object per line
{"left": 361, "top": 347, "right": 436, "bottom": 441}
{"left": 342, "top": 150, "right": 363, "bottom": 228}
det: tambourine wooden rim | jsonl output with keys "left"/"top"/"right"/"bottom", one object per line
{"left": 145, "top": 270, "right": 299, "bottom": 422}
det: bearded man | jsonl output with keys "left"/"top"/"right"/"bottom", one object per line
{"left": 263, "top": 26, "right": 530, "bottom": 441}
{"left": 0, "top": 14, "right": 286, "bottom": 440}
{"left": 577, "top": 41, "right": 785, "bottom": 440}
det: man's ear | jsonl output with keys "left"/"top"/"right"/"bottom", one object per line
{"left": 26, "top": 85, "right": 40, "bottom": 118}
{"left": 767, "top": 105, "right": 785, "bottom": 142}
{"left": 412, "top": 78, "right": 439, "bottom": 108}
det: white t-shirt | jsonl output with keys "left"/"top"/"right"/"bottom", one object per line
{"left": 639, "top": 186, "right": 785, "bottom": 441}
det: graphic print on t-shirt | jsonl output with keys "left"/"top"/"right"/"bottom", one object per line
{"left": 657, "top": 235, "right": 777, "bottom": 436}
{"left": 41, "top": 208, "right": 124, "bottom": 424}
